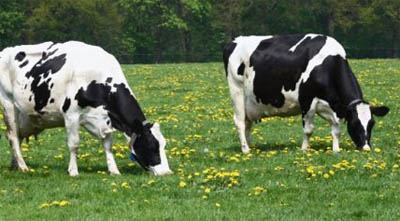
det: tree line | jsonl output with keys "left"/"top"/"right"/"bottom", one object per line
{"left": 1, "top": 0, "right": 399, "bottom": 64}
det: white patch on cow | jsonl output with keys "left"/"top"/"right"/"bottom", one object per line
{"left": 229, "top": 36, "right": 273, "bottom": 77}
{"left": 300, "top": 36, "right": 347, "bottom": 83}
{"left": 289, "top": 33, "right": 320, "bottom": 52}
{"left": 81, "top": 106, "right": 114, "bottom": 139}
{"left": 356, "top": 103, "right": 371, "bottom": 134}
{"left": 148, "top": 123, "right": 172, "bottom": 176}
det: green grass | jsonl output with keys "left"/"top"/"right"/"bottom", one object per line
{"left": 0, "top": 59, "right": 399, "bottom": 220}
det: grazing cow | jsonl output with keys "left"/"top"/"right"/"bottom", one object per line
{"left": 0, "top": 41, "right": 172, "bottom": 176}
{"left": 223, "top": 34, "right": 389, "bottom": 154}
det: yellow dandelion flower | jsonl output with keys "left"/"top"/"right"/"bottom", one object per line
{"left": 59, "top": 200, "right": 70, "bottom": 206}
{"left": 179, "top": 181, "right": 187, "bottom": 188}
{"left": 39, "top": 203, "right": 50, "bottom": 209}
{"left": 121, "top": 182, "right": 131, "bottom": 189}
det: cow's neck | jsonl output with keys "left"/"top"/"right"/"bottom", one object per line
{"left": 335, "top": 58, "right": 363, "bottom": 105}
{"left": 75, "top": 81, "right": 147, "bottom": 136}
{"left": 107, "top": 83, "right": 147, "bottom": 136}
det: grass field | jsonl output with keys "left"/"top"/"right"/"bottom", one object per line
{"left": 0, "top": 59, "right": 399, "bottom": 220}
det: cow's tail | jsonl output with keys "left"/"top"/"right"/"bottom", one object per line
{"left": 223, "top": 41, "right": 237, "bottom": 77}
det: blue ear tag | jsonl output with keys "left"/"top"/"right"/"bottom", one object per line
{"left": 129, "top": 153, "right": 136, "bottom": 161}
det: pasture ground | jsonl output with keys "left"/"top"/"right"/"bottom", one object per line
{"left": 0, "top": 60, "right": 399, "bottom": 220}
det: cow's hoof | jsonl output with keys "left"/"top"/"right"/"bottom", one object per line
{"left": 110, "top": 171, "right": 121, "bottom": 176}
{"left": 154, "top": 170, "right": 173, "bottom": 176}
{"left": 241, "top": 148, "right": 250, "bottom": 154}
{"left": 362, "top": 145, "right": 371, "bottom": 151}
{"left": 18, "top": 166, "right": 29, "bottom": 172}
{"left": 68, "top": 170, "right": 79, "bottom": 177}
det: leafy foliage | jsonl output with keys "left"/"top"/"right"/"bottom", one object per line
{"left": 0, "top": 0, "right": 399, "bottom": 63}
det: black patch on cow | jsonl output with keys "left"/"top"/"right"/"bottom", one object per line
{"left": 75, "top": 81, "right": 146, "bottom": 135}
{"left": 50, "top": 83, "right": 54, "bottom": 89}
{"left": 41, "top": 49, "right": 59, "bottom": 61}
{"left": 19, "top": 60, "right": 29, "bottom": 68}
{"left": 29, "top": 96, "right": 32, "bottom": 102}
{"left": 106, "top": 77, "right": 112, "bottom": 83}
{"left": 24, "top": 84, "right": 27, "bottom": 90}
{"left": 15, "top": 52, "right": 26, "bottom": 62}
{"left": 49, "top": 98, "right": 55, "bottom": 103}
{"left": 62, "top": 97, "right": 71, "bottom": 113}
{"left": 130, "top": 123, "right": 161, "bottom": 169}
{"left": 250, "top": 34, "right": 327, "bottom": 108}
{"left": 25, "top": 51, "right": 67, "bottom": 114}
{"left": 223, "top": 41, "right": 237, "bottom": 77}
{"left": 237, "top": 62, "right": 245, "bottom": 76}
{"left": 47, "top": 42, "right": 57, "bottom": 50}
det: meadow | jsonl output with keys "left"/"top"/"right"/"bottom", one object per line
{"left": 0, "top": 59, "right": 399, "bottom": 220}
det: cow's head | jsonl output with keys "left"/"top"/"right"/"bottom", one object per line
{"left": 130, "top": 122, "right": 172, "bottom": 176}
{"left": 343, "top": 100, "right": 389, "bottom": 150}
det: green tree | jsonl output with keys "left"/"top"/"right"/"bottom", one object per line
{"left": 0, "top": 0, "right": 25, "bottom": 49}
{"left": 118, "top": 0, "right": 214, "bottom": 63}
{"left": 25, "top": 0, "right": 132, "bottom": 62}
{"left": 360, "top": 0, "right": 400, "bottom": 57}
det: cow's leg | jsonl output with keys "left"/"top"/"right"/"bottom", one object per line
{"left": 65, "top": 114, "right": 80, "bottom": 176}
{"left": 103, "top": 134, "right": 120, "bottom": 175}
{"left": 301, "top": 110, "right": 316, "bottom": 151}
{"left": 331, "top": 123, "right": 341, "bottom": 152}
{"left": 245, "top": 118, "right": 253, "bottom": 148}
{"left": 231, "top": 90, "right": 251, "bottom": 154}
{"left": 2, "top": 101, "right": 28, "bottom": 171}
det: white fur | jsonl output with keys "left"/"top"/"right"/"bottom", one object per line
{"left": 148, "top": 123, "right": 172, "bottom": 175}
{"left": 356, "top": 103, "right": 371, "bottom": 135}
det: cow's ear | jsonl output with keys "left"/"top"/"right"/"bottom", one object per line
{"left": 371, "top": 106, "right": 389, "bottom": 117}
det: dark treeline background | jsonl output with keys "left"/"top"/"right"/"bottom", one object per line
{"left": 1, "top": 0, "right": 399, "bottom": 63}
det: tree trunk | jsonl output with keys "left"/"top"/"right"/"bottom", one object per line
{"left": 393, "top": 26, "right": 399, "bottom": 57}
{"left": 327, "top": 14, "right": 335, "bottom": 36}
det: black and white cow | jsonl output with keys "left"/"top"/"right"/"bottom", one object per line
{"left": 0, "top": 41, "right": 172, "bottom": 176}
{"left": 223, "top": 34, "right": 389, "bottom": 154}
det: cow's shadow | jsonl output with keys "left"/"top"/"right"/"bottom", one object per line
{"left": 9, "top": 161, "right": 148, "bottom": 176}
{"left": 225, "top": 141, "right": 345, "bottom": 153}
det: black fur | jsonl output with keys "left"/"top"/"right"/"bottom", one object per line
{"left": 223, "top": 42, "right": 237, "bottom": 77}
{"left": 250, "top": 34, "right": 327, "bottom": 108}
{"left": 25, "top": 49, "right": 66, "bottom": 114}
{"left": 62, "top": 97, "right": 71, "bottom": 113}
{"left": 15, "top": 51, "right": 26, "bottom": 62}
